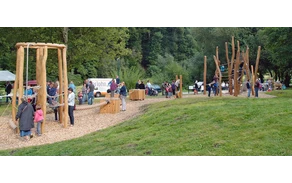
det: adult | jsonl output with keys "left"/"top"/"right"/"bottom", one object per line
{"left": 213, "top": 74, "right": 219, "bottom": 96}
{"left": 68, "top": 87, "right": 75, "bottom": 127}
{"left": 68, "top": 81, "right": 76, "bottom": 93}
{"left": 16, "top": 97, "right": 35, "bottom": 141}
{"left": 139, "top": 81, "right": 145, "bottom": 89}
{"left": 171, "top": 80, "right": 176, "bottom": 96}
{"left": 82, "top": 79, "right": 89, "bottom": 103}
{"left": 254, "top": 79, "right": 260, "bottom": 98}
{"left": 81, "top": 83, "right": 87, "bottom": 104}
{"left": 116, "top": 77, "right": 121, "bottom": 94}
{"left": 5, "top": 81, "right": 12, "bottom": 103}
{"left": 161, "top": 81, "right": 166, "bottom": 96}
{"left": 194, "top": 80, "right": 199, "bottom": 95}
{"left": 119, "top": 82, "right": 127, "bottom": 111}
{"left": 110, "top": 78, "right": 118, "bottom": 97}
{"left": 88, "top": 81, "right": 95, "bottom": 105}
{"left": 48, "top": 83, "right": 57, "bottom": 105}
{"left": 116, "top": 75, "right": 120, "bottom": 85}
{"left": 246, "top": 79, "right": 251, "bottom": 97}
{"left": 135, "top": 80, "right": 141, "bottom": 89}
{"left": 146, "top": 80, "right": 152, "bottom": 96}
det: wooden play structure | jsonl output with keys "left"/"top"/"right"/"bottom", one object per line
{"left": 11, "top": 42, "right": 121, "bottom": 134}
{"left": 204, "top": 36, "right": 261, "bottom": 97}
{"left": 225, "top": 37, "right": 261, "bottom": 97}
{"left": 12, "top": 43, "right": 69, "bottom": 133}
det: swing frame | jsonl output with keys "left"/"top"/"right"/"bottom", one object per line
{"left": 12, "top": 42, "right": 69, "bottom": 134}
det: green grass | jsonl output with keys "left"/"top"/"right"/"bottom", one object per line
{"left": 1, "top": 89, "right": 292, "bottom": 156}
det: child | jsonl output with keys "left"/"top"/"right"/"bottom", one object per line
{"left": 34, "top": 104, "right": 44, "bottom": 136}
{"left": 207, "top": 84, "right": 212, "bottom": 97}
{"left": 78, "top": 90, "right": 83, "bottom": 105}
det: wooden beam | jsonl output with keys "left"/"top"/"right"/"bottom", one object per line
{"left": 15, "top": 42, "right": 66, "bottom": 49}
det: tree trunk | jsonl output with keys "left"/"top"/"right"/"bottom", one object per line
{"left": 62, "top": 27, "right": 69, "bottom": 69}
{"left": 268, "top": 69, "right": 273, "bottom": 78}
{"left": 284, "top": 72, "right": 290, "bottom": 87}
{"left": 63, "top": 27, "right": 68, "bottom": 45}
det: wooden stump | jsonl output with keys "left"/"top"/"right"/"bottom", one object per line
{"left": 129, "top": 89, "right": 145, "bottom": 100}
{"left": 100, "top": 98, "right": 121, "bottom": 114}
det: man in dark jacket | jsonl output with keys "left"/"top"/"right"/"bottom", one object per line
{"left": 5, "top": 81, "right": 12, "bottom": 103}
{"left": 16, "top": 97, "right": 35, "bottom": 141}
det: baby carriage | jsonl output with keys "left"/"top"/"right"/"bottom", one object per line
{"left": 148, "top": 88, "right": 158, "bottom": 96}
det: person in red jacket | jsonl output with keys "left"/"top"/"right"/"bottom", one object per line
{"left": 34, "top": 104, "right": 44, "bottom": 136}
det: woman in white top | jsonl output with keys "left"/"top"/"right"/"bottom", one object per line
{"left": 68, "top": 87, "right": 75, "bottom": 127}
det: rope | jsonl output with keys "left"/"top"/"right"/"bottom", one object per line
{"left": 25, "top": 43, "right": 31, "bottom": 99}
{"left": 0, "top": 101, "right": 11, "bottom": 118}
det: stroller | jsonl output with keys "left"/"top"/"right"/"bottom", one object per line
{"left": 148, "top": 88, "right": 158, "bottom": 96}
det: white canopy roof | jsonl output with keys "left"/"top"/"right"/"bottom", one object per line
{"left": 0, "top": 70, "right": 16, "bottom": 81}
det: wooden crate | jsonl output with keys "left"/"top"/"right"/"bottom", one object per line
{"left": 100, "top": 98, "right": 121, "bottom": 114}
{"left": 129, "top": 89, "right": 145, "bottom": 100}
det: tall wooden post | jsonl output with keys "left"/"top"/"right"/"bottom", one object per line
{"left": 12, "top": 47, "right": 22, "bottom": 132}
{"left": 38, "top": 47, "right": 48, "bottom": 133}
{"left": 58, "top": 48, "right": 64, "bottom": 124}
{"left": 244, "top": 47, "right": 250, "bottom": 81}
{"left": 215, "top": 46, "right": 220, "bottom": 76}
{"left": 15, "top": 46, "right": 25, "bottom": 133}
{"left": 254, "top": 46, "right": 261, "bottom": 81}
{"left": 225, "top": 42, "right": 230, "bottom": 93}
{"left": 214, "top": 56, "right": 222, "bottom": 97}
{"left": 203, "top": 56, "right": 207, "bottom": 95}
{"left": 62, "top": 47, "right": 69, "bottom": 128}
{"left": 229, "top": 36, "right": 235, "bottom": 95}
{"left": 234, "top": 50, "right": 240, "bottom": 97}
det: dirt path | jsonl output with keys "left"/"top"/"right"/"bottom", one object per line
{"left": 0, "top": 92, "right": 274, "bottom": 151}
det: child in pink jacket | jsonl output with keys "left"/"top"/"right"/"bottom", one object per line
{"left": 34, "top": 104, "right": 44, "bottom": 136}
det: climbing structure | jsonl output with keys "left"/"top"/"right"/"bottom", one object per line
{"left": 12, "top": 43, "right": 69, "bottom": 133}
{"left": 213, "top": 36, "right": 261, "bottom": 97}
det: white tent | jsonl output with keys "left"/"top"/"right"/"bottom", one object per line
{"left": 0, "top": 70, "right": 16, "bottom": 81}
